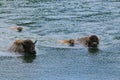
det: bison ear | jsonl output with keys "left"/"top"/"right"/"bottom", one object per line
{"left": 34, "top": 40, "right": 37, "bottom": 44}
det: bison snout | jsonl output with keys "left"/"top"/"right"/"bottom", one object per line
{"left": 30, "top": 50, "right": 36, "bottom": 54}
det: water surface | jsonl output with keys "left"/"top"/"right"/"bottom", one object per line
{"left": 0, "top": 0, "right": 120, "bottom": 80}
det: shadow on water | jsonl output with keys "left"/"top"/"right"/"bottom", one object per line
{"left": 88, "top": 48, "right": 99, "bottom": 55}
{"left": 19, "top": 54, "right": 36, "bottom": 63}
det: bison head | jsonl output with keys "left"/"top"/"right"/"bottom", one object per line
{"left": 87, "top": 35, "right": 99, "bottom": 48}
{"left": 22, "top": 39, "right": 37, "bottom": 54}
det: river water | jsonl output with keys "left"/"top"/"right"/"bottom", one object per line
{"left": 0, "top": 0, "right": 120, "bottom": 80}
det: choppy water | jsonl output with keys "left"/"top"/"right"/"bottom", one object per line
{"left": 0, "top": 0, "right": 120, "bottom": 80}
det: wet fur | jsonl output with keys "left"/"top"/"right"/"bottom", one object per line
{"left": 9, "top": 39, "right": 36, "bottom": 54}
{"left": 10, "top": 26, "right": 23, "bottom": 32}
{"left": 59, "top": 39, "right": 74, "bottom": 46}
{"left": 77, "top": 35, "right": 99, "bottom": 48}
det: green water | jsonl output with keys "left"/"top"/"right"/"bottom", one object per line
{"left": 0, "top": 0, "right": 120, "bottom": 80}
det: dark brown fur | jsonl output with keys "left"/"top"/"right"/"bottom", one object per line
{"left": 77, "top": 35, "right": 99, "bottom": 48}
{"left": 17, "top": 27, "right": 23, "bottom": 32}
{"left": 9, "top": 39, "right": 37, "bottom": 54}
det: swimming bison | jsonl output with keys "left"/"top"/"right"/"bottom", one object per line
{"left": 9, "top": 39, "right": 37, "bottom": 54}
{"left": 10, "top": 26, "right": 23, "bottom": 32}
{"left": 77, "top": 35, "right": 99, "bottom": 48}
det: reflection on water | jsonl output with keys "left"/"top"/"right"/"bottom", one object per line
{"left": 88, "top": 48, "right": 99, "bottom": 55}
{"left": 88, "top": 47, "right": 99, "bottom": 53}
{"left": 19, "top": 54, "right": 36, "bottom": 63}
{"left": 0, "top": 0, "right": 120, "bottom": 80}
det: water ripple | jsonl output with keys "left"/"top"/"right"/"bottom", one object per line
{"left": 0, "top": 0, "right": 120, "bottom": 80}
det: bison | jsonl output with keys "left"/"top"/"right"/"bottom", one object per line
{"left": 77, "top": 35, "right": 99, "bottom": 48}
{"left": 9, "top": 39, "right": 37, "bottom": 54}
{"left": 10, "top": 26, "right": 23, "bottom": 32}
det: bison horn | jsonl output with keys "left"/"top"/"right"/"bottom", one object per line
{"left": 34, "top": 40, "right": 37, "bottom": 44}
